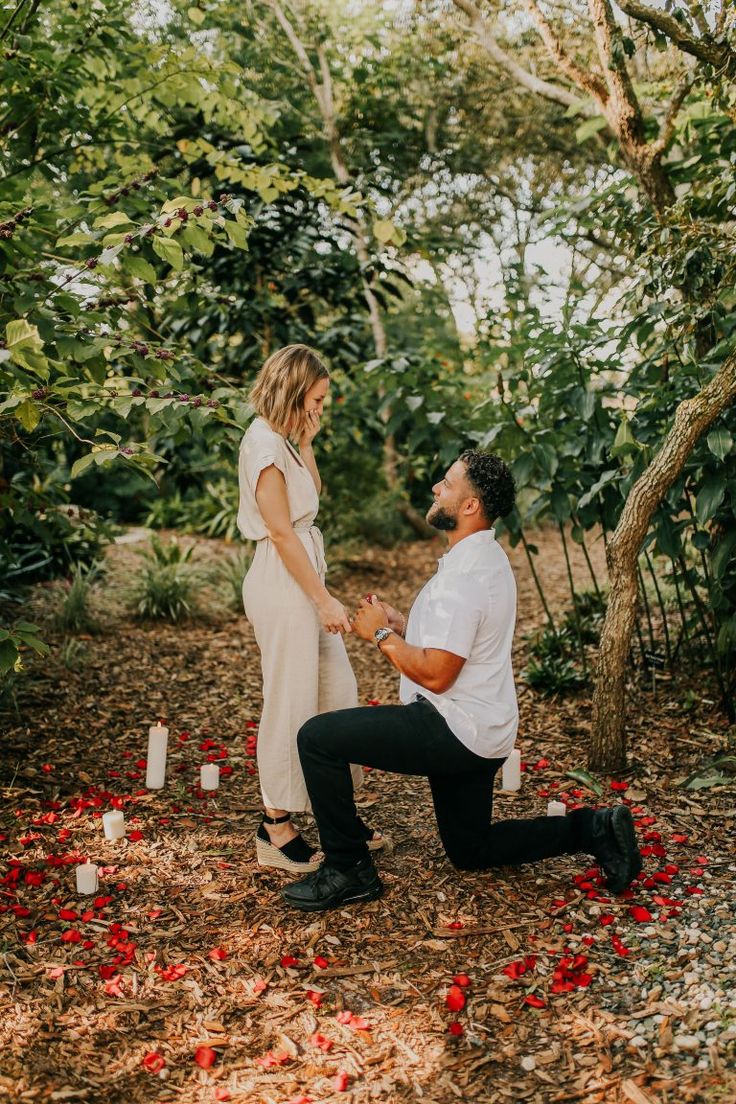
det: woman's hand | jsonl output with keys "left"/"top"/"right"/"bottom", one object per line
{"left": 299, "top": 409, "right": 321, "bottom": 450}
{"left": 316, "top": 593, "right": 352, "bottom": 635}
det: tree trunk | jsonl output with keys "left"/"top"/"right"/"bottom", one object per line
{"left": 590, "top": 349, "right": 736, "bottom": 770}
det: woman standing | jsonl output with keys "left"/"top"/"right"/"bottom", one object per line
{"left": 238, "top": 345, "right": 380, "bottom": 872}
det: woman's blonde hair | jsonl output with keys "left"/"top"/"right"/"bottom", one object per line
{"left": 249, "top": 344, "right": 329, "bottom": 440}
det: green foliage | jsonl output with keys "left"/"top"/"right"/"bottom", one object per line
{"left": 0, "top": 622, "right": 50, "bottom": 677}
{"left": 52, "top": 561, "right": 105, "bottom": 634}
{"left": 144, "top": 478, "right": 240, "bottom": 541}
{"left": 216, "top": 548, "right": 253, "bottom": 613}
{"left": 127, "top": 536, "right": 205, "bottom": 622}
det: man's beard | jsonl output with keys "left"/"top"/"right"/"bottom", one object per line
{"left": 427, "top": 502, "right": 458, "bottom": 531}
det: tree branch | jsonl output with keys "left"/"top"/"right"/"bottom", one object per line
{"left": 451, "top": 0, "right": 583, "bottom": 109}
{"left": 588, "top": 0, "right": 647, "bottom": 139}
{"left": 523, "top": 0, "right": 610, "bottom": 105}
{"left": 615, "top": 0, "right": 736, "bottom": 71}
{"left": 649, "top": 73, "right": 694, "bottom": 160}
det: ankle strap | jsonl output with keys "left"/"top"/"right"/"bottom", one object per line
{"left": 263, "top": 812, "right": 291, "bottom": 825}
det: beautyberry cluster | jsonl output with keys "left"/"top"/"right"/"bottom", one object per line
{"left": 0, "top": 207, "right": 33, "bottom": 239}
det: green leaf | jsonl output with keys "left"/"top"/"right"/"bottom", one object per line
{"left": 610, "top": 418, "right": 638, "bottom": 458}
{"left": 695, "top": 473, "right": 725, "bottom": 524}
{"left": 152, "top": 235, "right": 184, "bottom": 271}
{"left": 0, "top": 638, "right": 19, "bottom": 676}
{"left": 188, "top": 6, "right": 205, "bottom": 23}
{"left": 575, "top": 116, "right": 607, "bottom": 143}
{"left": 93, "top": 211, "right": 135, "bottom": 229}
{"left": 182, "top": 224, "right": 214, "bottom": 255}
{"left": 6, "top": 319, "right": 48, "bottom": 377}
{"left": 14, "top": 399, "right": 40, "bottom": 432}
{"left": 706, "top": 427, "right": 732, "bottom": 461}
{"left": 125, "top": 256, "right": 158, "bottom": 284}
{"left": 70, "top": 453, "right": 96, "bottom": 479}
{"left": 224, "top": 220, "right": 248, "bottom": 250}
{"left": 564, "top": 768, "right": 603, "bottom": 796}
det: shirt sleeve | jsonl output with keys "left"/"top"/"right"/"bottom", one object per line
{"left": 241, "top": 436, "right": 287, "bottom": 496}
{"left": 420, "top": 573, "right": 484, "bottom": 658}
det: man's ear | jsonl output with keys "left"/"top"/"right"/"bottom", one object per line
{"left": 464, "top": 496, "right": 482, "bottom": 517}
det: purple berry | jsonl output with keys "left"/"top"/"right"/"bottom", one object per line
{"left": 132, "top": 388, "right": 142, "bottom": 397}
{"left": 149, "top": 390, "right": 160, "bottom": 398}
{"left": 86, "top": 258, "right": 98, "bottom": 269}
{"left": 193, "top": 205, "right": 204, "bottom": 216}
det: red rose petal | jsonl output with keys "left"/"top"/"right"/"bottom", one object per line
{"left": 194, "top": 1046, "right": 217, "bottom": 1069}
{"left": 523, "top": 994, "right": 546, "bottom": 1009}
{"left": 334, "top": 1071, "right": 350, "bottom": 1092}
{"left": 448, "top": 1021, "right": 464, "bottom": 1035}
{"left": 142, "top": 1052, "right": 165, "bottom": 1073}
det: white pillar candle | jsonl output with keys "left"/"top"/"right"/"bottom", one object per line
{"left": 547, "top": 800, "right": 566, "bottom": 817}
{"left": 102, "top": 809, "right": 125, "bottom": 840}
{"left": 200, "top": 763, "right": 220, "bottom": 790}
{"left": 501, "top": 748, "right": 521, "bottom": 791}
{"left": 146, "top": 722, "right": 169, "bottom": 789}
{"left": 76, "top": 862, "right": 98, "bottom": 894}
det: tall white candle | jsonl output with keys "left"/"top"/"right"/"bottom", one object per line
{"left": 547, "top": 800, "right": 566, "bottom": 817}
{"left": 200, "top": 763, "right": 219, "bottom": 791}
{"left": 146, "top": 721, "right": 169, "bottom": 789}
{"left": 76, "top": 862, "right": 98, "bottom": 894}
{"left": 501, "top": 748, "right": 521, "bottom": 791}
{"left": 102, "top": 809, "right": 125, "bottom": 840}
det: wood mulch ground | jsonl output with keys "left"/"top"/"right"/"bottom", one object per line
{"left": 1, "top": 526, "right": 734, "bottom": 1104}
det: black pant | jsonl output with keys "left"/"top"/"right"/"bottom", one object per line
{"left": 298, "top": 697, "right": 595, "bottom": 870}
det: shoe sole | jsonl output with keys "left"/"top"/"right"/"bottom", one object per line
{"left": 283, "top": 881, "right": 384, "bottom": 913}
{"left": 609, "top": 805, "right": 642, "bottom": 892}
{"left": 256, "top": 835, "right": 321, "bottom": 874}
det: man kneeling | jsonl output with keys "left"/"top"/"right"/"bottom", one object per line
{"left": 282, "top": 449, "right": 641, "bottom": 912}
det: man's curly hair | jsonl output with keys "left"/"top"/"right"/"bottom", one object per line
{"left": 459, "top": 449, "right": 515, "bottom": 523}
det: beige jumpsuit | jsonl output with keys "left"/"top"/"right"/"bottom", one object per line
{"left": 237, "top": 417, "right": 361, "bottom": 811}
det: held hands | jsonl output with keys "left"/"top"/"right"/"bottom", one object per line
{"left": 317, "top": 593, "right": 352, "bottom": 635}
{"left": 351, "top": 595, "right": 390, "bottom": 642}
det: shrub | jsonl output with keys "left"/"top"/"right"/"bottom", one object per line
{"left": 216, "top": 547, "right": 253, "bottom": 612}
{"left": 53, "top": 561, "right": 105, "bottom": 634}
{"left": 127, "top": 536, "right": 206, "bottom": 622}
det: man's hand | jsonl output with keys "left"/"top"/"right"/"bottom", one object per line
{"left": 351, "top": 597, "right": 389, "bottom": 642}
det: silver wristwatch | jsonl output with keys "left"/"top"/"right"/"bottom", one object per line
{"left": 374, "top": 627, "right": 393, "bottom": 648}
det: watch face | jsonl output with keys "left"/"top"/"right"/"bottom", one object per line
{"left": 374, "top": 627, "right": 391, "bottom": 643}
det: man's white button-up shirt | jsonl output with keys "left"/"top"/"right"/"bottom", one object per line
{"left": 399, "top": 528, "right": 518, "bottom": 759}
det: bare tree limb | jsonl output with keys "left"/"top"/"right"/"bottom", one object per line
{"left": 451, "top": 0, "right": 583, "bottom": 109}
{"left": 615, "top": 0, "right": 736, "bottom": 72}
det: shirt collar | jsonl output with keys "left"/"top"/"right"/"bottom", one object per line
{"left": 437, "top": 528, "right": 496, "bottom": 570}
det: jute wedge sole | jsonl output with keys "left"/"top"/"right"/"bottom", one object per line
{"left": 255, "top": 834, "right": 322, "bottom": 874}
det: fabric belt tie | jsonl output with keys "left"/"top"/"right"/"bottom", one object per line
{"left": 259, "top": 523, "right": 327, "bottom": 576}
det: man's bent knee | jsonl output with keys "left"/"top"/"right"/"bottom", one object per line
{"left": 297, "top": 716, "right": 323, "bottom": 754}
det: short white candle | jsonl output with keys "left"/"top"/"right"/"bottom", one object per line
{"left": 501, "top": 748, "right": 521, "bottom": 791}
{"left": 200, "top": 763, "right": 220, "bottom": 791}
{"left": 547, "top": 800, "right": 566, "bottom": 817}
{"left": 102, "top": 809, "right": 125, "bottom": 840}
{"left": 146, "top": 721, "right": 169, "bottom": 789}
{"left": 76, "top": 862, "right": 98, "bottom": 894}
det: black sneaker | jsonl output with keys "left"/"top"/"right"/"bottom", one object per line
{"left": 589, "top": 805, "right": 642, "bottom": 894}
{"left": 281, "top": 857, "right": 383, "bottom": 913}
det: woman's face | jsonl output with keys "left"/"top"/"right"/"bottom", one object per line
{"left": 303, "top": 377, "right": 330, "bottom": 415}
